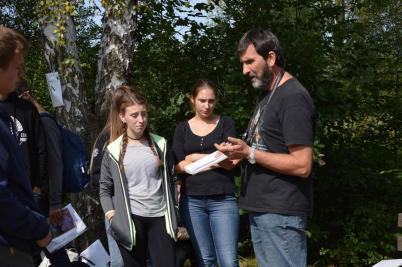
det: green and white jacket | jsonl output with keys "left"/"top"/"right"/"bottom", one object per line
{"left": 99, "top": 133, "right": 178, "bottom": 250}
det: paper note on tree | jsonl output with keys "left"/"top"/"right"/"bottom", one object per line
{"left": 45, "top": 72, "right": 64, "bottom": 107}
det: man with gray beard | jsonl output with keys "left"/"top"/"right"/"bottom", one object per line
{"left": 216, "top": 29, "right": 316, "bottom": 267}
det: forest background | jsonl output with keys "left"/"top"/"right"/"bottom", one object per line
{"left": 1, "top": 0, "right": 401, "bottom": 266}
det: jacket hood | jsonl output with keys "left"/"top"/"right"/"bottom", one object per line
{"left": 107, "top": 133, "right": 166, "bottom": 161}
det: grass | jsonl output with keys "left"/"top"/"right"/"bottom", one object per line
{"left": 239, "top": 257, "right": 258, "bottom": 267}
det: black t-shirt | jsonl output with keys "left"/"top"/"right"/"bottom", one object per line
{"left": 240, "top": 78, "right": 316, "bottom": 216}
{"left": 172, "top": 116, "right": 237, "bottom": 196}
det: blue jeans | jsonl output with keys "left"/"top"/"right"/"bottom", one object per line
{"left": 105, "top": 218, "right": 124, "bottom": 267}
{"left": 249, "top": 213, "right": 307, "bottom": 267}
{"left": 181, "top": 194, "right": 239, "bottom": 267}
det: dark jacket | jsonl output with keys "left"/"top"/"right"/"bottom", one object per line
{"left": 0, "top": 107, "right": 50, "bottom": 253}
{"left": 0, "top": 92, "right": 47, "bottom": 189}
{"left": 89, "top": 130, "right": 109, "bottom": 190}
{"left": 40, "top": 113, "right": 63, "bottom": 209}
{"left": 99, "top": 133, "right": 178, "bottom": 250}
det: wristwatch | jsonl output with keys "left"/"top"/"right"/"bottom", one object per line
{"left": 248, "top": 147, "right": 256, "bottom": 164}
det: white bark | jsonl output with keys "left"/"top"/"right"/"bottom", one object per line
{"left": 94, "top": 0, "right": 138, "bottom": 121}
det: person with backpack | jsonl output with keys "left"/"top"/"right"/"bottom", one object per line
{"left": 19, "top": 82, "right": 89, "bottom": 196}
{"left": 19, "top": 88, "right": 64, "bottom": 225}
{"left": 99, "top": 85, "right": 177, "bottom": 267}
{"left": 19, "top": 86, "right": 77, "bottom": 267}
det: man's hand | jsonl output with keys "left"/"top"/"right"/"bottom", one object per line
{"left": 19, "top": 90, "right": 32, "bottom": 101}
{"left": 215, "top": 137, "right": 250, "bottom": 161}
{"left": 49, "top": 208, "right": 64, "bottom": 226}
{"left": 36, "top": 231, "right": 52, "bottom": 247}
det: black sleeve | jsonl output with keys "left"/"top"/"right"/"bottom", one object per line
{"left": 41, "top": 116, "right": 63, "bottom": 209}
{"left": 166, "top": 145, "right": 178, "bottom": 207}
{"left": 280, "top": 93, "right": 315, "bottom": 147}
{"left": 90, "top": 131, "right": 110, "bottom": 189}
{"left": 222, "top": 116, "right": 237, "bottom": 141}
{"left": 172, "top": 122, "right": 186, "bottom": 164}
{"left": 31, "top": 107, "right": 48, "bottom": 188}
{"left": 166, "top": 146, "right": 178, "bottom": 183}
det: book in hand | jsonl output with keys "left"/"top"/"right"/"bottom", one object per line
{"left": 49, "top": 208, "right": 75, "bottom": 238}
{"left": 46, "top": 204, "right": 87, "bottom": 253}
{"left": 184, "top": 151, "right": 228, "bottom": 175}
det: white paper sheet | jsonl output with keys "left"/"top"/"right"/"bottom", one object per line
{"left": 184, "top": 151, "right": 228, "bottom": 175}
{"left": 80, "top": 239, "right": 110, "bottom": 267}
{"left": 46, "top": 204, "right": 87, "bottom": 253}
{"left": 45, "top": 72, "right": 64, "bottom": 107}
{"left": 372, "top": 259, "right": 402, "bottom": 267}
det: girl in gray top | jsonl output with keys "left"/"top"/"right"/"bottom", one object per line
{"left": 99, "top": 85, "right": 177, "bottom": 267}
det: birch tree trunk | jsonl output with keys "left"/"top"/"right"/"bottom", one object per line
{"left": 41, "top": 12, "right": 99, "bottom": 250}
{"left": 42, "top": 16, "right": 89, "bottom": 135}
{"left": 94, "top": 0, "right": 138, "bottom": 122}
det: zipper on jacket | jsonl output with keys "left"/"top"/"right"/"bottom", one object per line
{"left": 110, "top": 155, "right": 136, "bottom": 248}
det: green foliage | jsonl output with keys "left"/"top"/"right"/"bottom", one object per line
{"left": 130, "top": 1, "right": 402, "bottom": 265}
{"left": 35, "top": 0, "right": 81, "bottom": 46}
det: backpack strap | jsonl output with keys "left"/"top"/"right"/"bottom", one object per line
{"left": 39, "top": 112, "right": 59, "bottom": 127}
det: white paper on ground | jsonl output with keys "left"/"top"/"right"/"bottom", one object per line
{"left": 80, "top": 239, "right": 110, "bottom": 267}
{"left": 46, "top": 204, "right": 87, "bottom": 253}
{"left": 372, "top": 259, "right": 402, "bottom": 267}
{"left": 45, "top": 72, "right": 64, "bottom": 107}
{"left": 184, "top": 151, "right": 228, "bottom": 175}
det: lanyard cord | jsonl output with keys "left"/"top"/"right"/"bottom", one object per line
{"left": 244, "top": 69, "right": 285, "bottom": 145}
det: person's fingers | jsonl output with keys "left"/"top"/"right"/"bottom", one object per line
{"left": 227, "top": 136, "right": 243, "bottom": 145}
{"left": 36, "top": 231, "right": 52, "bottom": 247}
{"left": 215, "top": 151, "right": 223, "bottom": 157}
{"left": 230, "top": 144, "right": 243, "bottom": 151}
{"left": 55, "top": 211, "right": 64, "bottom": 224}
{"left": 215, "top": 143, "right": 230, "bottom": 152}
{"left": 32, "top": 186, "right": 41, "bottom": 193}
{"left": 50, "top": 209, "right": 64, "bottom": 225}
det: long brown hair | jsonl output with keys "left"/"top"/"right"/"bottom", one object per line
{"left": 109, "top": 85, "right": 161, "bottom": 171}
